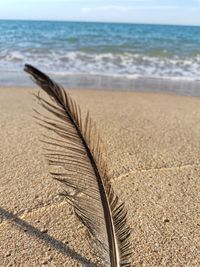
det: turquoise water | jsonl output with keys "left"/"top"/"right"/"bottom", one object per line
{"left": 1, "top": 20, "right": 200, "bottom": 81}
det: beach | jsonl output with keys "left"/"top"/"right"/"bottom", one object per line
{"left": 0, "top": 87, "right": 199, "bottom": 266}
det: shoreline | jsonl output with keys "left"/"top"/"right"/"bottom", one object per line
{"left": 1, "top": 71, "right": 200, "bottom": 96}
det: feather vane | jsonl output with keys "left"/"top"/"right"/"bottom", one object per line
{"left": 24, "top": 64, "right": 131, "bottom": 267}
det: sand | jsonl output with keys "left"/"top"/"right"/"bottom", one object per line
{"left": 0, "top": 87, "right": 200, "bottom": 267}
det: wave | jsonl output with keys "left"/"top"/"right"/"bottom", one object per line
{"left": 0, "top": 50, "right": 200, "bottom": 81}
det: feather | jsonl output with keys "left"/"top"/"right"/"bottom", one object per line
{"left": 24, "top": 64, "right": 131, "bottom": 267}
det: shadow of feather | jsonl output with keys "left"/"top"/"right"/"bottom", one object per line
{"left": 0, "top": 207, "right": 96, "bottom": 267}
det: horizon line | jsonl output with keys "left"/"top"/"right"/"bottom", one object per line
{"left": 0, "top": 18, "right": 200, "bottom": 28}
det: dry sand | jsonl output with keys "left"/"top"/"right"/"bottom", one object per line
{"left": 0, "top": 87, "right": 200, "bottom": 267}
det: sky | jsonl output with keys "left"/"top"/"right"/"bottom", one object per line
{"left": 0, "top": 0, "right": 200, "bottom": 26}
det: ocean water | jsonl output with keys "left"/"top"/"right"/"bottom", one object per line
{"left": 0, "top": 20, "right": 200, "bottom": 94}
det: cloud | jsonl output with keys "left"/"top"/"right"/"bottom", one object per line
{"left": 82, "top": 5, "right": 129, "bottom": 13}
{"left": 82, "top": 5, "right": 179, "bottom": 13}
{"left": 31, "top": 0, "right": 98, "bottom": 1}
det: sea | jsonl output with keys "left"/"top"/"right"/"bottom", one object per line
{"left": 0, "top": 20, "right": 200, "bottom": 95}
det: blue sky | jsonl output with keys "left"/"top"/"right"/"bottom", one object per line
{"left": 0, "top": 0, "right": 200, "bottom": 26}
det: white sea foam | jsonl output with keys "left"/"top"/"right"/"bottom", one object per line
{"left": 0, "top": 50, "right": 200, "bottom": 82}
